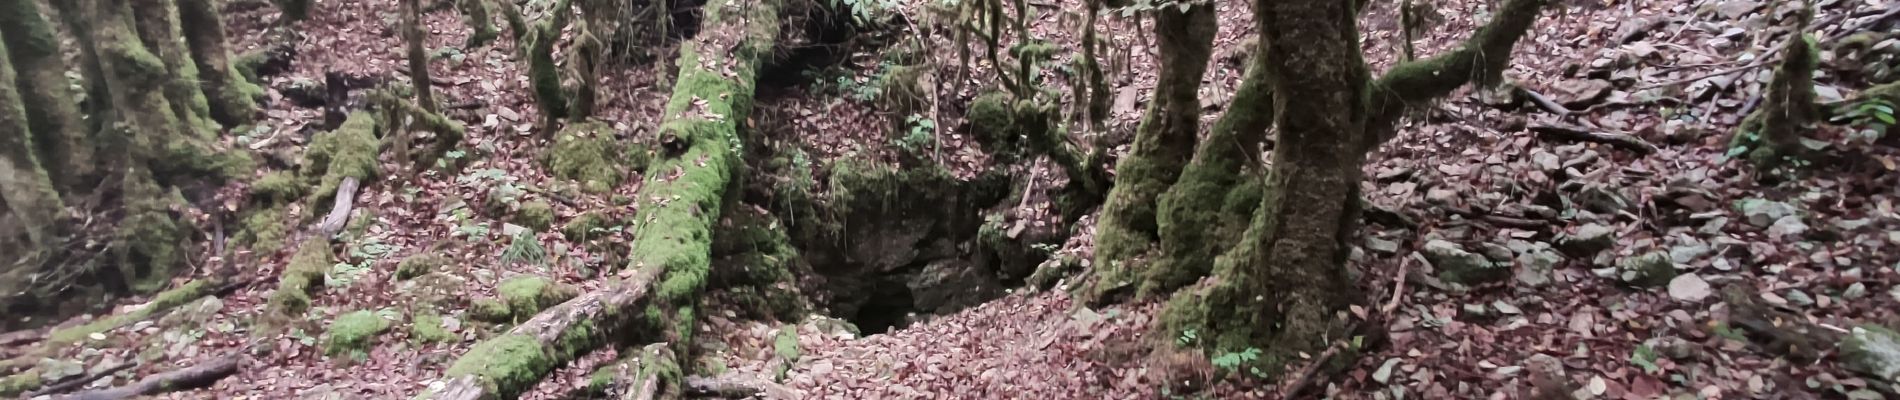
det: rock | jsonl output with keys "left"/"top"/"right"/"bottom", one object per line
{"left": 1767, "top": 215, "right": 1810, "bottom": 239}
{"left": 1667, "top": 273, "right": 1712, "bottom": 302}
{"left": 1515, "top": 246, "right": 1563, "bottom": 288}
{"left": 1550, "top": 79, "right": 1615, "bottom": 108}
{"left": 1842, "top": 325, "right": 1900, "bottom": 384}
{"left": 1738, "top": 199, "right": 1798, "bottom": 227}
{"left": 1479, "top": 243, "right": 1515, "bottom": 263}
{"left": 1573, "top": 185, "right": 1630, "bottom": 213}
{"left": 1424, "top": 240, "right": 1507, "bottom": 285}
{"left": 1844, "top": 282, "right": 1868, "bottom": 299}
{"left": 1558, "top": 223, "right": 1616, "bottom": 257}
{"left": 1715, "top": 0, "right": 1760, "bottom": 19}
{"left": 907, "top": 259, "right": 1003, "bottom": 314}
{"left": 1365, "top": 237, "right": 1401, "bottom": 254}
{"left": 1669, "top": 242, "right": 1711, "bottom": 264}
{"left": 1650, "top": 336, "right": 1697, "bottom": 360}
{"left": 1618, "top": 252, "right": 1677, "bottom": 287}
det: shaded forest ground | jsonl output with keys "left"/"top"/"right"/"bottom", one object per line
{"left": 3, "top": 0, "right": 1899, "bottom": 398}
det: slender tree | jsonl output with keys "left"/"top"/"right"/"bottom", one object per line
{"left": 0, "top": 0, "right": 91, "bottom": 192}
{"left": 178, "top": 0, "right": 265, "bottom": 126}
{"left": 1085, "top": 3, "right": 1217, "bottom": 303}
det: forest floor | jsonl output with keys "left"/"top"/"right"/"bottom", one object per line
{"left": 7, "top": 0, "right": 1900, "bottom": 398}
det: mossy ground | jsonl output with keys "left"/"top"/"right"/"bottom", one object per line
{"left": 301, "top": 111, "right": 380, "bottom": 208}
{"left": 396, "top": 254, "right": 450, "bottom": 280}
{"left": 513, "top": 200, "right": 555, "bottom": 231}
{"left": 411, "top": 312, "right": 456, "bottom": 343}
{"left": 268, "top": 239, "right": 335, "bottom": 315}
{"left": 546, "top": 121, "right": 627, "bottom": 193}
{"left": 45, "top": 279, "right": 212, "bottom": 346}
{"left": 325, "top": 310, "right": 393, "bottom": 356}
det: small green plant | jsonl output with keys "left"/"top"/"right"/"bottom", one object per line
{"left": 894, "top": 114, "right": 937, "bottom": 156}
{"left": 329, "top": 237, "right": 397, "bottom": 287}
{"left": 1176, "top": 328, "right": 1197, "bottom": 345}
{"left": 1210, "top": 347, "right": 1264, "bottom": 377}
{"left": 499, "top": 230, "right": 547, "bottom": 267}
{"left": 1835, "top": 98, "right": 1895, "bottom": 143}
{"left": 1629, "top": 344, "right": 1661, "bottom": 373}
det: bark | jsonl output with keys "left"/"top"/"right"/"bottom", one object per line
{"left": 1084, "top": 4, "right": 1216, "bottom": 303}
{"left": 1145, "top": 48, "right": 1272, "bottom": 297}
{"left": 0, "top": 37, "right": 64, "bottom": 249}
{"left": 1730, "top": 33, "right": 1819, "bottom": 170}
{"left": 423, "top": 0, "right": 778, "bottom": 396}
{"left": 1160, "top": 0, "right": 1547, "bottom": 374}
{"left": 48, "top": 0, "right": 110, "bottom": 137}
{"left": 405, "top": 0, "right": 435, "bottom": 112}
{"left": 523, "top": 0, "right": 576, "bottom": 128}
{"left": 131, "top": 0, "right": 218, "bottom": 135}
{"left": 459, "top": 0, "right": 498, "bottom": 48}
{"left": 177, "top": 0, "right": 263, "bottom": 126}
{"left": 0, "top": 0, "right": 91, "bottom": 191}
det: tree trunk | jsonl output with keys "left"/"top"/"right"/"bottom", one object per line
{"left": 0, "top": 37, "right": 64, "bottom": 250}
{"left": 0, "top": 0, "right": 92, "bottom": 192}
{"left": 130, "top": 0, "right": 218, "bottom": 135}
{"left": 423, "top": 0, "right": 778, "bottom": 396}
{"left": 1730, "top": 33, "right": 1819, "bottom": 170}
{"left": 404, "top": 0, "right": 435, "bottom": 113}
{"left": 1084, "top": 4, "right": 1215, "bottom": 303}
{"left": 1144, "top": 48, "right": 1273, "bottom": 297}
{"left": 48, "top": 0, "right": 112, "bottom": 137}
{"left": 177, "top": 0, "right": 263, "bottom": 127}
{"left": 1159, "top": 0, "right": 1547, "bottom": 375}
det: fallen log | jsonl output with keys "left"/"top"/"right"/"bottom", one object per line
{"left": 1529, "top": 122, "right": 1658, "bottom": 155}
{"left": 24, "top": 362, "right": 135, "bottom": 398}
{"left": 420, "top": 0, "right": 781, "bottom": 396}
{"left": 684, "top": 374, "right": 796, "bottom": 399}
{"left": 313, "top": 176, "right": 359, "bottom": 237}
{"left": 58, "top": 355, "right": 239, "bottom": 400}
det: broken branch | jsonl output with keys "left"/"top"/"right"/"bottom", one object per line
{"left": 1529, "top": 122, "right": 1658, "bottom": 155}
{"left": 59, "top": 355, "right": 240, "bottom": 400}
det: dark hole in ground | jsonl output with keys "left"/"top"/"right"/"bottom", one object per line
{"left": 756, "top": 6, "right": 868, "bottom": 93}
{"left": 849, "top": 278, "right": 917, "bottom": 335}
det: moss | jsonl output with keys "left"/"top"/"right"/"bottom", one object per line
{"left": 45, "top": 279, "right": 211, "bottom": 346}
{"left": 396, "top": 254, "right": 449, "bottom": 280}
{"left": 116, "top": 171, "right": 189, "bottom": 293}
{"left": 1731, "top": 34, "right": 1821, "bottom": 171}
{"left": 513, "top": 200, "right": 555, "bottom": 231}
{"left": 250, "top": 170, "right": 304, "bottom": 203}
{"left": 443, "top": 334, "right": 555, "bottom": 396}
{"left": 410, "top": 312, "right": 456, "bottom": 343}
{"left": 560, "top": 211, "right": 615, "bottom": 241}
{"left": 966, "top": 91, "right": 1023, "bottom": 161}
{"left": 547, "top": 121, "right": 625, "bottom": 193}
{"left": 301, "top": 112, "right": 381, "bottom": 208}
{"left": 469, "top": 298, "right": 513, "bottom": 322}
{"left": 0, "top": 370, "right": 39, "bottom": 397}
{"left": 269, "top": 239, "right": 334, "bottom": 316}
{"left": 459, "top": 0, "right": 499, "bottom": 48}
{"left": 1618, "top": 251, "right": 1677, "bottom": 287}
{"left": 235, "top": 205, "right": 291, "bottom": 254}
{"left": 325, "top": 310, "right": 393, "bottom": 356}
{"left": 497, "top": 275, "right": 578, "bottom": 316}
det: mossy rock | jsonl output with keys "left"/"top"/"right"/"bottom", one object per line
{"left": 513, "top": 200, "right": 556, "bottom": 232}
{"left": 0, "top": 371, "right": 39, "bottom": 397}
{"left": 1617, "top": 252, "right": 1677, "bottom": 287}
{"left": 498, "top": 275, "right": 578, "bottom": 316}
{"left": 411, "top": 312, "right": 457, "bottom": 344}
{"left": 469, "top": 298, "right": 514, "bottom": 323}
{"left": 325, "top": 310, "right": 393, "bottom": 356}
{"left": 547, "top": 121, "right": 626, "bottom": 193}
{"left": 443, "top": 334, "right": 557, "bottom": 396}
{"left": 396, "top": 254, "right": 451, "bottom": 280}
{"left": 403, "top": 272, "right": 470, "bottom": 311}
{"left": 235, "top": 205, "right": 292, "bottom": 255}
{"left": 1842, "top": 324, "right": 1900, "bottom": 384}
{"left": 560, "top": 211, "right": 617, "bottom": 241}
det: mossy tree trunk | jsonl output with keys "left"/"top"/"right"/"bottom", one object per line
{"left": 48, "top": 0, "right": 112, "bottom": 137}
{"left": 423, "top": 0, "right": 778, "bottom": 397}
{"left": 404, "top": 0, "right": 435, "bottom": 112}
{"left": 1729, "top": 33, "right": 1819, "bottom": 171}
{"left": 1144, "top": 49, "right": 1272, "bottom": 297}
{"left": 0, "top": 0, "right": 92, "bottom": 192}
{"left": 177, "top": 0, "right": 263, "bottom": 127}
{"left": 1084, "top": 4, "right": 1216, "bottom": 303}
{"left": 0, "top": 37, "right": 65, "bottom": 250}
{"left": 131, "top": 0, "right": 218, "bottom": 135}
{"left": 1158, "top": 0, "right": 1546, "bottom": 375}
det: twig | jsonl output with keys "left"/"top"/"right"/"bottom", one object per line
{"left": 1381, "top": 256, "right": 1413, "bottom": 316}
{"left": 1631, "top": 59, "right": 1769, "bottom": 91}
{"left": 1529, "top": 123, "right": 1658, "bottom": 155}
{"left": 1277, "top": 341, "right": 1347, "bottom": 398}
{"left": 1518, "top": 87, "right": 1572, "bottom": 115}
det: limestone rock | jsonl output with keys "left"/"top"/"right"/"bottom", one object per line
{"left": 1558, "top": 223, "right": 1616, "bottom": 257}
{"left": 1842, "top": 325, "right": 1900, "bottom": 384}
{"left": 1424, "top": 240, "right": 1506, "bottom": 285}
{"left": 1618, "top": 252, "right": 1677, "bottom": 287}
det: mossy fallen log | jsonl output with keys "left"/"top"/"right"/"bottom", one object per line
{"left": 420, "top": 0, "right": 779, "bottom": 396}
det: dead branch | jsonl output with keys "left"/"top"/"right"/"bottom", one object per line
{"left": 1277, "top": 340, "right": 1347, "bottom": 398}
{"left": 1518, "top": 87, "right": 1573, "bottom": 115}
{"left": 58, "top": 355, "right": 239, "bottom": 400}
{"left": 1529, "top": 123, "right": 1658, "bottom": 155}
{"left": 313, "top": 176, "right": 360, "bottom": 237}
{"left": 0, "top": 329, "right": 43, "bottom": 348}
{"left": 684, "top": 374, "right": 797, "bottom": 399}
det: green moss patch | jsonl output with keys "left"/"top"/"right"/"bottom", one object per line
{"left": 560, "top": 211, "right": 616, "bottom": 241}
{"left": 46, "top": 279, "right": 212, "bottom": 346}
{"left": 513, "top": 200, "right": 555, "bottom": 231}
{"left": 250, "top": 171, "right": 304, "bottom": 203}
{"left": 396, "top": 254, "right": 450, "bottom": 280}
{"left": 268, "top": 239, "right": 334, "bottom": 315}
{"left": 325, "top": 310, "right": 393, "bottom": 356}
{"left": 300, "top": 111, "right": 380, "bottom": 208}
{"left": 411, "top": 312, "right": 456, "bottom": 344}
{"left": 499, "top": 275, "right": 577, "bottom": 315}
{"left": 547, "top": 121, "right": 625, "bottom": 193}
{"left": 443, "top": 334, "right": 555, "bottom": 396}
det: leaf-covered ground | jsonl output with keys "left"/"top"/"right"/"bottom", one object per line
{"left": 8, "top": 0, "right": 1900, "bottom": 398}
